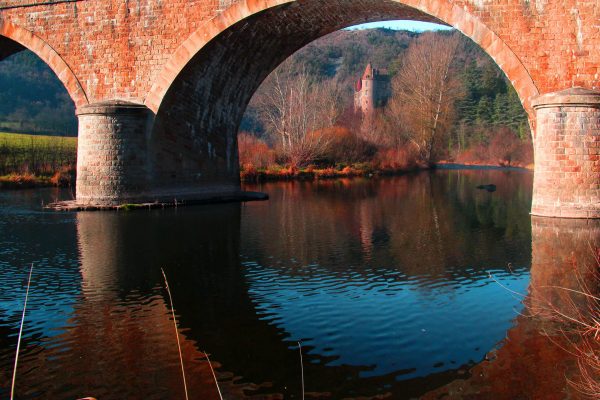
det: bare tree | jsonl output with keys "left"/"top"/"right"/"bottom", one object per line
{"left": 388, "top": 32, "right": 464, "bottom": 163}
{"left": 258, "top": 62, "right": 343, "bottom": 167}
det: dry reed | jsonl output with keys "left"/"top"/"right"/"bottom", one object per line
{"left": 299, "top": 341, "right": 305, "bottom": 400}
{"left": 491, "top": 257, "right": 599, "bottom": 398}
{"left": 10, "top": 263, "right": 34, "bottom": 400}
{"left": 205, "top": 351, "right": 223, "bottom": 400}
{"left": 161, "top": 268, "right": 190, "bottom": 400}
{"left": 536, "top": 263, "right": 600, "bottom": 398}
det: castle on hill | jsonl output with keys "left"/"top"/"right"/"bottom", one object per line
{"left": 354, "top": 63, "right": 391, "bottom": 117}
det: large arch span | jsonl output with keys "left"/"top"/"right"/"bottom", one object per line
{"left": 143, "top": 0, "right": 539, "bottom": 200}
{"left": 146, "top": 0, "right": 539, "bottom": 114}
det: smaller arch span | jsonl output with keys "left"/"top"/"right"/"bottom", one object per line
{"left": 0, "top": 19, "right": 88, "bottom": 108}
{"left": 146, "top": 0, "right": 539, "bottom": 115}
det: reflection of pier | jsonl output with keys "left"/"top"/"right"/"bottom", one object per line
{"left": 9, "top": 208, "right": 247, "bottom": 399}
{"left": 70, "top": 205, "right": 334, "bottom": 399}
{"left": 424, "top": 217, "right": 600, "bottom": 399}
{"left": 72, "top": 211, "right": 231, "bottom": 399}
{"left": 5, "top": 205, "right": 259, "bottom": 399}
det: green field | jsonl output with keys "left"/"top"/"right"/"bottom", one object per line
{"left": 0, "top": 132, "right": 77, "bottom": 177}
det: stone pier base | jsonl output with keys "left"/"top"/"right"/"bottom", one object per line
{"left": 76, "top": 101, "right": 151, "bottom": 206}
{"left": 62, "top": 100, "right": 267, "bottom": 211}
{"left": 531, "top": 88, "right": 600, "bottom": 218}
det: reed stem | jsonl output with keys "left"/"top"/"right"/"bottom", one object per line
{"left": 205, "top": 351, "right": 224, "bottom": 400}
{"left": 11, "top": 263, "right": 34, "bottom": 400}
{"left": 299, "top": 341, "right": 304, "bottom": 400}
{"left": 161, "top": 268, "right": 189, "bottom": 400}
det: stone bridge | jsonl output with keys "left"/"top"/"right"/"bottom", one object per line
{"left": 0, "top": 0, "right": 598, "bottom": 217}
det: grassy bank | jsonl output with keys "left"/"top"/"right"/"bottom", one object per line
{"left": 0, "top": 132, "right": 76, "bottom": 188}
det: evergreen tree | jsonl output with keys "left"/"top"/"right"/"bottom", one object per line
{"left": 480, "top": 63, "right": 506, "bottom": 97}
{"left": 492, "top": 93, "right": 509, "bottom": 126}
{"left": 476, "top": 96, "right": 493, "bottom": 125}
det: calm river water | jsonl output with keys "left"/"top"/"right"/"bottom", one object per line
{"left": 0, "top": 169, "right": 596, "bottom": 399}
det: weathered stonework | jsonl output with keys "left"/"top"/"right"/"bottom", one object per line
{"left": 74, "top": 99, "right": 248, "bottom": 207}
{"left": 532, "top": 88, "right": 600, "bottom": 218}
{"left": 76, "top": 101, "right": 151, "bottom": 206}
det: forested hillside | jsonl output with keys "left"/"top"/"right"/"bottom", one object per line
{"left": 244, "top": 28, "right": 530, "bottom": 137}
{"left": 0, "top": 51, "right": 77, "bottom": 136}
{"left": 242, "top": 28, "right": 532, "bottom": 172}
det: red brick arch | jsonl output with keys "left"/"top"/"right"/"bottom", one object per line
{"left": 146, "top": 0, "right": 539, "bottom": 115}
{"left": 0, "top": 19, "right": 88, "bottom": 108}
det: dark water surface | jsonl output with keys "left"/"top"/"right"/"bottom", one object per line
{"left": 0, "top": 169, "right": 591, "bottom": 399}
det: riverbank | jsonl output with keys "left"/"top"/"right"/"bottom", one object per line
{"left": 0, "top": 170, "right": 74, "bottom": 189}
{"left": 240, "top": 162, "right": 532, "bottom": 183}
{"left": 0, "top": 132, "right": 76, "bottom": 189}
{"left": 240, "top": 161, "right": 433, "bottom": 182}
{"left": 436, "top": 160, "right": 534, "bottom": 170}
{"left": 1, "top": 162, "right": 529, "bottom": 189}
{"left": 0, "top": 132, "right": 532, "bottom": 189}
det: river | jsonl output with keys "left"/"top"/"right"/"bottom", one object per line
{"left": 0, "top": 169, "right": 596, "bottom": 399}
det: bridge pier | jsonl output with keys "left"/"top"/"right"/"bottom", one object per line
{"left": 532, "top": 88, "right": 600, "bottom": 219}
{"left": 67, "top": 100, "right": 266, "bottom": 210}
{"left": 76, "top": 101, "right": 152, "bottom": 206}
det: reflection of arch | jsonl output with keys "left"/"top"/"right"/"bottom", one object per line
{"left": 426, "top": 217, "right": 600, "bottom": 399}
{"left": 0, "top": 19, "right": 88, "bottom": 107}
{"left": 146, "top": 0, "right": 539, "bottom": 114}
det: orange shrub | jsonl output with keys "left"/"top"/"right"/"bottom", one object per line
{"left": 315, "top": 167, "right": 337, "bottom": 178}
{"left": 340, "top": 166, "right": 354, "bottom": 175}
{"left": 238, "top": 132, "right": 276, "bottom": 169}
{"left": 454, "top": 127, "right": 533, "bottom": 167}
{"left": 315, "top": 126, "right": 376, "bottom": 164}
{"left": 5, "top": 173, "right": 36, "bottom": 183}
{"left": 0, "top": 172, "right": 38, "bottom": 188}
{"left": 375, "top": 145, "right": 420, "bottom": 171}
{"left": 49, "top": 165, "right": 75, "bottom": 186}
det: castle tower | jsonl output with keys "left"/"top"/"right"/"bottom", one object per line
{"left": 354, "top": 63, "right": 377, "bottom": 116}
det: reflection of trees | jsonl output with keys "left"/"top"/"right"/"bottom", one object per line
{"left": 242, "top": 170, "right": 533, "bottom": 284}
{"left": 1, "top": 172, "right": 543, "bottom": 399}
{"left": 67, "top": 198, "right": 503, "bottom": 399}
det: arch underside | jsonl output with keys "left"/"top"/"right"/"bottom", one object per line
{"left": 150, "top": 0, "right": 452, "bottom": 192}
{"left": 0, "top": 35, "right": 24, "bottom": 61}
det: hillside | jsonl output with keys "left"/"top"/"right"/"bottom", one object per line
{"left": 0, "top": 51, "right": 77, "bottom": 136}
{"left": 244, "top": 28, "right": 529, "bottom": 140}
